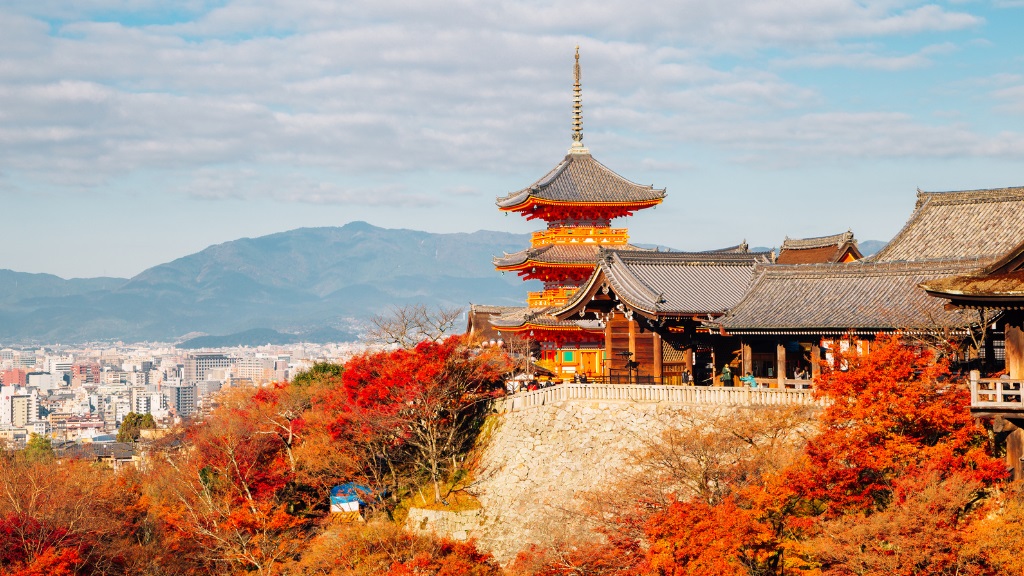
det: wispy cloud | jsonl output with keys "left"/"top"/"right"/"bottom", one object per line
{"left": 182, "top": 169, "right": 437, "bottom": 207}
{"left": 775, "top": 42, "right": 958, "bottom": 70}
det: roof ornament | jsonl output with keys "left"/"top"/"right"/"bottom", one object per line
{"left": 569, "top": 45, "right": 590, "bottom": 155}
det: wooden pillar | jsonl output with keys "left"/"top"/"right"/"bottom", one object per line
{"left": 993, "top": 417, "right": 1024, "bottom": 481}
{"left": 1007, "top": 320, "right": 1024, "bottom": 380}
{"left": 628, "top": 318, "right": 637, "bottom": 359}
{"left": 653, "top": 332, "right": 663, "bottom": 383}
{"left": 811, "top": 344, "right": 821, "bottom": 380}
{"left": 741, "top": 341, "right": 752, "bottom": 377}
{"left": 776, "top": 342, "right": 786, "bottom": 388}
{"left": 683, "top": 347, "right": 694, "bottom": 374}
{"left": 604, "top": 314, "right": 613, "bottom": 379}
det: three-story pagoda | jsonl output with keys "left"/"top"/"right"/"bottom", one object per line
{"left": 488, "top": 48, "right": 666, "bottom": 378}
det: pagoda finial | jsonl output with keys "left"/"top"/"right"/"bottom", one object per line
{"left": 569, "top": 45, "right": 589, "bottom": 155}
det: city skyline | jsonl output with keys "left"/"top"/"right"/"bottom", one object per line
{"left": 3, "top": 1, "right": 1024, "bottom": 278}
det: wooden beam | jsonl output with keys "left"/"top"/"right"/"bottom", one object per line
{"left": 628, "top": 318, "right": 637, "bottom": 360}
{"left": 1007, "top": 321, "right": 1024, "bottom": 380}
{"left": 776, "top": 342, "right": 786, "bottom": 388}
{"left": 811, "top": 344, "right": 821, "bottom": 380}
{"left": 741, "top": 341, "right": 752, "bottom": 377}
{"left": 653, "top": 332, "right": 663, "bottom": 382}
{"left": 604, "top": 314, "right": 613, "bottom": 379}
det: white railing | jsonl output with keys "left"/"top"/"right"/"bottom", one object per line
{"left": 755, "top": 378, "right": 813, "bottom": 389}
{"left": 970, "top": 371, "right": 1024, "bottom": 411}
{"left": 493, "top": 384, "right": 823, "bottom": 413}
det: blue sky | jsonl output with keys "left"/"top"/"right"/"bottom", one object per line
{"left": 2, "top": 0, "right": 1023, "bottom": 278}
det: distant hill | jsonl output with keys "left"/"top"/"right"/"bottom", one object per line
{"left": 0, "top": 224, "right": 891, "bottom": 345}
{"left": 0, "top": 222, "right": 536, "bottom": 344}
{"left": 0, "top": 270, "right": 126, "bottom": 305}
{"left": 178, "top": 327, "right": 358, "bottom": 349}
{"left": 858, "top": 240, "right": 887, "bottom": 257}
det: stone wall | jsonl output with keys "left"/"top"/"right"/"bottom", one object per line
{"left": 409, "top": 396, "right": 714, "bottom": 563}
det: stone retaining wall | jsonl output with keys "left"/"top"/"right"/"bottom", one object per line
{"left": 409, "top": 397, "right": 710, "bottom": 563}
{"left": 409, "top": 393, "right": 815, "bottom": 563}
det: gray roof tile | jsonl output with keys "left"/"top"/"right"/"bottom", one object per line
{"left": 721, "top": 260, "right": 984, "bottom": 333}
{"left": 873, "top": 187, "right": 1024, "bottom": 262}
{"left": 494, "top": 243, "right": 645, "bottom": 268}
{"left": 496, "top": 153, "right": 666, "bottom": 209}
{"left": 556, "top": 249, "right": 771, "bottom": 318}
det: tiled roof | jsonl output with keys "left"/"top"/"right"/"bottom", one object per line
{"left": 59, "top": 442, "right": 136, "bottom": 460}
{"left": 555, "top": 248, "right": 771, "bottom": 318}
{"left": 468, "top": 304, "right": 521, "bottom": 315}
{"left": 920, "top": 241, "right": 1024, "bottom": 305}
{"left": 721, "top": 260, "right": 983, "bottom": 334}
{"left": 495, "top": 153, "right": 666, "bottom": 209}
{"left": 781, "top": 231, "right": 855, "bottom": 251}
{"left": 467, "top": 304, "right": 524, "bottom": 339}
{"left": 873, "top": 187, "right": 1024, "bottom": 263}
{"left": 920, "top": 271, "right": 1024, "bottom": 299}
{"left": 704, "top": 242, "right": 750, "bottom": 254}
{"left": 494, "top": 243, "right": 645, "bottom": 268}
{"left": 489, "top": 305, "right": 604, "bottom": 330}
{"left": 777, "top": 231, "right": 861, "bottom": 265}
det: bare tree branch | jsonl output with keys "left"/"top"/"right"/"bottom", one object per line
{"left": 366, "top": 304, "right": 464, "bottom": 349}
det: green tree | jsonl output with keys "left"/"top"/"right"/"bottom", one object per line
{"left": 23, "top": 433, "right": 54, "bottom": 461}
{"left": 291, "top": 362, "right": 343, "bottom": 389}
{"left": 117, "top": 412, "right": 156, "bottom": 443}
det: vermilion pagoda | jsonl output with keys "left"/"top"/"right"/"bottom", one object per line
{"left": 486, "top": 48, "right": 666, "bottom": 378}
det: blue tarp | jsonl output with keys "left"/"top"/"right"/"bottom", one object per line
{"left": 330, "top": 483, "right": 373, "bottom": 506}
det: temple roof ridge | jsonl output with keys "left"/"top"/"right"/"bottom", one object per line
{"left": 597, "top": 246, "right": 771, "bottom": 266}
{"left": 873, "top": 185, "right": 1024, "bottom": 263}
{"left": 494, "top": 242, "right": 645, "bottom": 268}
{"left": 552, "top": 247, "right": 767, "bottom": 320}
{"left": 780, "top": 230, "right": 855, "bottom": 250}
{"left": 721, "top": 257, "right": 984, "bottom": 333}
{"left": 495, "top": 152, "right": 666, "bottom": 210}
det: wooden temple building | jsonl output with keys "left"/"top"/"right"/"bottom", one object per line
{"left": 551, "top": 247, "right": 772, "bottom": 384}
{"left": 718, "top": 186, "right": 1024, "bottom": 386}
{"left": 471, "top": 48, "right": 665, "bottom": 379}
{"left": 469, "top": 50, "right": 1024, "bottom": 395}
{"left": 921, "top": 234, "right": 1024, "bottom": 478}
{"left": 719, "top": 259, "right": 979, "bottom": 384}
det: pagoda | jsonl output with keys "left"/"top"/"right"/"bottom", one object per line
{"left": 488, "top": 47, "right": 666, "bottom": 378}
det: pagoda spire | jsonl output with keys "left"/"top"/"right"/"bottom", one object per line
{"left": 569, "top": 45, "right": 589, "bottom": 155}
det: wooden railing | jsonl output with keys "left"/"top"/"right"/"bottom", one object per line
{"left": 494, "top": 384, "right": 823, "bottom": 413}
{"left": 531, "top": 227, "right": 629, "bottom": 247}
{"left": 970, "top": 371, "right": 1024, "bottom": 411}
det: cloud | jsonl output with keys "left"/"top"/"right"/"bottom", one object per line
{"left": 991, "top": 85, "right": 1024, "bottom": 114}
{"left": 181, "top": 169, "right": 438, "bottom": 207}
{"left": 444, "top": 185, "right": 481, "bottom": 197}
{"left": 0, "top": 0, "right": 1013, "bottom": 202}
{"left": 775, "top": 42, "right": 958, "bottom": 70}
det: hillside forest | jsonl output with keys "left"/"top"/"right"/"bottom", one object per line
{"left": 3, "top": 334, "right": 1024, "bottom": 575}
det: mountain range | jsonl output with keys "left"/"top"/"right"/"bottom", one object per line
{"left": 0, "top": 223, "right": 887, "bottom": 345}
{"left": 0, "top": 222, "right": 537, "bottom": 344}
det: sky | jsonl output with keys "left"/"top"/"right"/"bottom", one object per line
{"left": 2, "top": 1, "right": 1024, "bottom": 279}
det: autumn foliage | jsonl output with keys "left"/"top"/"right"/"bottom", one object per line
{"left": 514, "top": 335, "right": 1015, "bottom": 576}
{"left": 5, "top": 334, "right": 1024, "bottom": 575}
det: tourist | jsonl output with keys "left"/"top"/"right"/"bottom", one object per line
{"left": 680, "top": 369, "right": 691, "bottom": 384}
{"left": 739, "top": 371, "right": 757, "bottom": 388}
{"left": 720, "top": 365, "right": 734, "bottom": 387}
